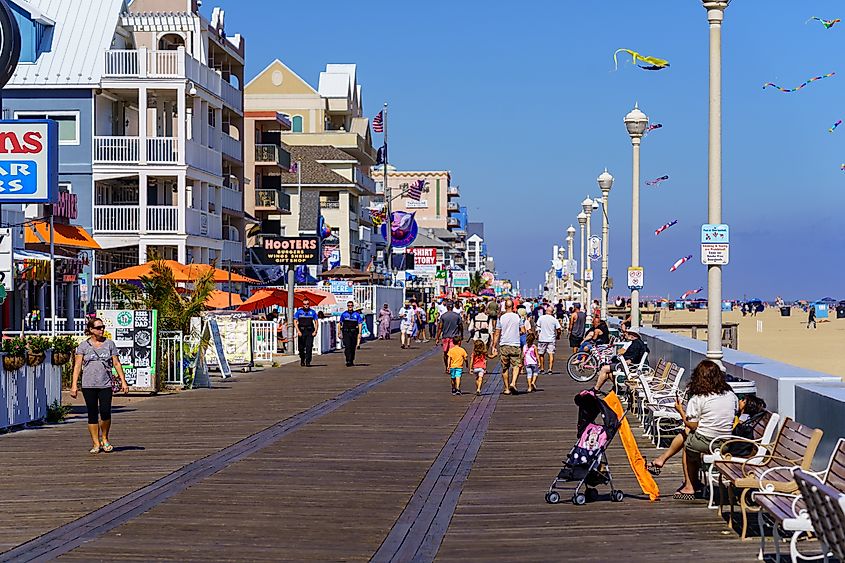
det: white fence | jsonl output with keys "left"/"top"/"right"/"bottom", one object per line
{"left": 352, "top": 285, "right": 404, "bottom": 315}
{"left": 94, "top": 205, "right": 140, "bottom": 232}
{"left": 251, "top": 321, "right": 277, "bottom": 364}
{"left": 159, "top": 331, "right": 184, "bottom": 386}
{"left": 147, "top": 206, "right": 179, "bottom": 232}
{"left": 1, "top": 352, "right": 63, "bottom": 430}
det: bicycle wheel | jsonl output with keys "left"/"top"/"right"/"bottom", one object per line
{"left": 567, "top": 351, "right": 599, "bottom": 382}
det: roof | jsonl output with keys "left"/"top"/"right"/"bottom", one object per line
{"left": 467, "top": 222, "right": 484, "bottom": 239}
{"left": 281, "top": 146, "right": 354, "bottom": 186}
{"left": 8, "top": 0, "right": 126, "bottom": 89}
{"left": 427, "top": 227, "right": 458, "bottom": 241}
{"left": 9, "top": 0, "right": 54, "bottom": 24}
{"left": 408, "top": 232, "right": 450, "bottom": 249}
{"left": 318, "top": 63, "right": 356, "bottom": 98}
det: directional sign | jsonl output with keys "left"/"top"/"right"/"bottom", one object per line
{"left": 0, "top": 120, "right": 58, "bottom": 203}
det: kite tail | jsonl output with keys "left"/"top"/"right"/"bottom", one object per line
{"left": 613, "top": 48, "right": 633, "bottom": 71}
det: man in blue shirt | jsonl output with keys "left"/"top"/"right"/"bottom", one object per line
{"left": 293, "top": 298, "right": 319, "bottom": 367}
{"left": 339, "top": 300, "right": 364, "bottom": 367}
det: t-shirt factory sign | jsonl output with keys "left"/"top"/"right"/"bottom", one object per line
{"left": 408, "top": 247, "right": 437, "bottom": 272}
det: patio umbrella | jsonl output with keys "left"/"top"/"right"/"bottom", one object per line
{"left": 236, "top": 288, "right": 331, "bottom": 312}
{"left": 205, "top": 290, "right": 244, "bottom": 309}
{"left": 182, "top": 263, "right": 258, "bottom": 284}
{"left": 300, "top": 288, "right": 336, "bottom": 306}
{"left": 100, "top": 260, "right": 190, "bottom": 281}
{"left": 318, "top": 265, "right": 369, "bottom": 279}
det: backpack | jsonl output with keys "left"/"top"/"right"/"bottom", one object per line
{"left": 724, "top": 411, "right": 766, "bottom": 457}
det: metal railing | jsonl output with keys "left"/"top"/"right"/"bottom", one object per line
{"left": 255, "top": 189, "right": 290, "bottom": 211}
{"left": 255, "top": 144, "right": 282, "bottom": 165}
{"left": 159, "top": 331, "right": 184, "bottom": 387}
{"left": 251, "top": 321, "right": 278, "bottom": 364}
{"left": 321, "top": 200, "right": 340, "bottom": 209}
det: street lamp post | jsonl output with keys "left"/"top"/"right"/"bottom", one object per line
{"left": 597, "top": 169, "right": 614, "bottom": 320}
{"left": 703, "top": 0, "right": 729, "bottom": 364}
{"left": 577, "top": 212, "right": 587, "bottom": 306}
{"left": 624, "top": 104, "right": 648, "bottom": 329}
{"left": 582, "top": 197, "right": 594, "bottom": 321}
{"left": 566, "top": 225, "right": 576, "bottom": 301}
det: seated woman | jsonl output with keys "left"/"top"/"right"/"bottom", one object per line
{"left": 591, "top": 327, "right": 648, "bottom": 391}
{"left": 641, "top": 360, "right": 737, "bottom": 500}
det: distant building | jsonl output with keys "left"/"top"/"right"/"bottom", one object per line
{"left": 465, "top": 222, "right": 487, "bottom": 273}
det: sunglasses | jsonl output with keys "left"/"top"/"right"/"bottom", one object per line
{"left": 92, "top": 325, "right": 105, "bottom": 330}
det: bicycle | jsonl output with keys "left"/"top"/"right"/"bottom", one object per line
{"left": 566, "top": 344, "right": 617, "bottom": 382}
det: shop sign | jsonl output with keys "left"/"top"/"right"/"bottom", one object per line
{"left": 54, "top": 191, "right": 77, "bottom": 220}
{"left": 97, "top": 309, "right": 158, "bottom": 392}
{"left": 0, "top": 120, "right": 58, "bottom": 203}
{"left": 408, "top": 247, "right": 437, "bottom": 272}
{"left": 252, "top": 235, "right": 321, "bottom": 266}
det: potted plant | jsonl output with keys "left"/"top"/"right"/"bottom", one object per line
{"left": 26, "top": 335, "right": 51, "bottom": 367}
{"left": 51, "top": 335, "right": 77, "bottom": 366}
{"left": 2, "top": 336, "right": 27, "bottom": 371}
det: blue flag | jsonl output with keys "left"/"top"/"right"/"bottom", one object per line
{"left": 376, "top": 143, "right": 388, "bottom": 165}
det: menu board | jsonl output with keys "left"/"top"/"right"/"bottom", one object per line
{"left": 97, "top": 309, "right": 159, "bottom": 392}
{"left": 204, "top": 315, "right": 251, "bottom": 368}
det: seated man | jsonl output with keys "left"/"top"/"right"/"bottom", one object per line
{"left": 579, "top": 315, "right": 610, "bottom": 352}
{"left": 592, "top": 327, "right": 648, "bottom": 392}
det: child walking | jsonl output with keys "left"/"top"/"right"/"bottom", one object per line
{"left": 447, "top": 334, "right": 468, "bottom": 395}
{"left": 471, "top": 339, "right": 488, "bottom": 396}
{"left": 523, "top": 332, "right": 540, "bottom": 393}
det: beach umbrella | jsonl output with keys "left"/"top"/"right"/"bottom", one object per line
{"left": 236, "top": 288, "right": 331, "bottom": 312}
{"left": 100, "top": 260, "right": 190, "bottom": 281}
{"left": 182, "top": 263, "right": 258, "bottom": 284}
{"left": 205, "top": 290, "right": 244, "bottom": 309}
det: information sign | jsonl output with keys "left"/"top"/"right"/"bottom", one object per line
{"left": 627, "top": 267, "right": 644, "bottom": 290}
{"left": 0, "top": 120, "right": 58, "bottom": 203}
{"left": 701, "top": 223, "right": 730, "bottom": 265}
{"left": 97, "top": 309, "right": 158, "bottom": 392}
{"left": 588, "top": 236, "right": 602, "bottom": 262}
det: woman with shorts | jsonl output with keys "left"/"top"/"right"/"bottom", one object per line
{"left": 70, "top": 317, "right": 129, "bottom": 454}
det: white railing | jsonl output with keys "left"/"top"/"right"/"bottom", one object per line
{"left": 221, "top": 134, "right": 242, "bottom": 160}
{"left": 104, "top": 49, "right": 140, "bottom": 76}
{"left": 94, "top": 136, "right": 140, "bottom": 163}
{"left": 43, "top": 318, "right": 87, "bottom": 334}
{"left": 186, "top": 209, "right": 222, "bottom": 239}
{"left": 148, "top": 50, "right": 181, "bottom": 77}
{"left": 221, "top": 185, "right": 243, "bottom": 212}
{"left": 147, "top": 137, "right": 179, "bottom": 164}
{"left": 94, "top": 205, "right": 139, "bottom": 232}
{"left": 222, "top": 240, "right": 243, "bottom": 263}
{"left": 104, "top": 48, "right": 185, "bottom": 78}
{"left": 187, "top": 139, "right": 222, "bottom": 176}
{"left": 147, "top": 206, "right": 179, "bottom": 232}
{"left": 251, "top": 321, "right": 278, "bottom": 364}
{"left": 185, "top": 54, "right": 222, "bottom": 97}
{"left": 160, "top": 331, "right": 184, "bottom": 387}
{"left": 221, "top": 79, "right": 243, "bottom": 112}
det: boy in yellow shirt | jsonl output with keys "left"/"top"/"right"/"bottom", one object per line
{"left": 447, "top": 334, "right": 468, "bottom": 396}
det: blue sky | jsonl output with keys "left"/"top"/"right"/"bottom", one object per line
{"left": 210, "top": 0, "right": 845, "bottom": 300}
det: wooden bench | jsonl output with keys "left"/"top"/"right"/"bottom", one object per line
{"left": 794, "top": 468, "right": 845, "bottom": 562}
{"left": 714, "top": 417, "right": 824, "bottom": 539}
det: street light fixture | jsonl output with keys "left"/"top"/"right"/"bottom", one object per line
{"left": 566, "top": 225, "right": 576, "bottom": 301}
{"left": 577, "top": 212, "right": 587, "bottom": 306}
{"left": 624, "top": 103, "right": 648, "bottom": 329}
{"left": 582, "top": 196, "right": 594, "bottom": 320}
{"left": 597, "top": 169, "right": 614, "bottom": 320}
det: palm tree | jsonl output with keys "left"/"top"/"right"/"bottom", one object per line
{"left": 467, "top": 271, "right": 489, "bottom": 295}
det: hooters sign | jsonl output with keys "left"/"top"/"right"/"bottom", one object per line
{"left": 0, "top": 120, "right": 58, "bottom": 203}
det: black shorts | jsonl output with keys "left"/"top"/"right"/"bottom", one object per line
{"left": 569, "top": 334, "right": 582, "bottom": 348}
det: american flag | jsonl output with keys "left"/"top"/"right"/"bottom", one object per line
{"left": 372, "top": 111, "right": 384, "bottom": 133}
{"left": 407, "top": 179, "right": 424, "bottom": 201}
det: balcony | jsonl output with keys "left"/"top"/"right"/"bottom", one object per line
{"left": 222, "top": 134, "right": 242, "bottom": 161}
{"left": 187, "top": 209, "right": 222, "bottom": 239}
{"left": 221, "top": 79, "right": 243, "bottom": 113}
{"left": 94, "top": 136, "right": 179, "bottom": 165}
{"left": 146, "top": 206, "right": 178, "bottom": 232}
{"left": 222, "top": 240, "right": 244, "bottom": 263}
{"left": 454, "top": 241, "right": 466, "bottom": 250}
{"left": 221, "top": 185, "right": 243, "bottom": 212}
{"left": 187, "top": 139, "right": 222, "bottom": 177}
{"left": 354, "top": 169, "right": 377, "bottom": 193}
{"left": 447, "top": 217, "right": 460, "bottom": 228}
{"left": 447, "top": 202, "right": 460, "bottom": 212}
{"left": 447, "top": 186, "right": 460, "bottom": 198}
{"left": 255, "top": 189, "right": 291, "bottom": 212}
{"left": 320, "top": 199, "right": 340, "bottom": 209}
{"left": 254, "top": 144, "right": 290, "bottom": 169}
{"left": 93, "top": 205, "right": 180, "bottom": 234}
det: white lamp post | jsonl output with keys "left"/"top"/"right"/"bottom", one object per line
{"left": 703, "top": 0, "right": 729, "bottom": 364}
{"left": 566, "top": 225, "right": 576, "bottom": 301}
{"left": 624, "top": 104, "right": 648, "bottom": 329}
{"left": 582, "top": 196, "right": 594, "bottom": 320}
{"left": 597, "top": 169, "right": 614, "bottom": 320}
{"left": 577, "top": 212, "right": 587, "bottom": 306}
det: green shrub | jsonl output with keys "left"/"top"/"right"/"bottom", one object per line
{"left": 51, "top": 335, "right": 78, "bottom": 354}
{"left": 26, "top": 336, "right": 51, "bottom": 354}
{"left": 2, "top": 336, "right": 26, "bottom": 357}
{"left": 46, "top": 400, "right": 70, "bottom": 423}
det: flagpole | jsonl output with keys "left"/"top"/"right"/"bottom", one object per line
{"left": 382, "top": 102, "right": 391, "bottom": 275}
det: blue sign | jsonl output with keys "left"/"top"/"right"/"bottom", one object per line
{"left": 329, "top": 280, "right": 353, "bottom": 295}
{"left": 701, "top": 224, "right": 729, "bottom": 244}
{"left": 0, "top": 120, "right": 58, "bottom": 203}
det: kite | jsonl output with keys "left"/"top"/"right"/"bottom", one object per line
{"left": 840, "top": 164, "right": 845, "bottom": 171}
{"left": 669, "top": 255, "right": 693, "bottom": 273}
{"left": 806, "top": 16, "right": 841, "bottom": 29}
{"left": 680, "top": 287, "right": 704, "bottom": 300}
{"left": 613, "top": 49, "right": 670, "bottom": 71}
{"left": 655, "top": 220, "right": 678, "bottom": 236}
{"left": 645, "top": 123, "right": 663, "bottom": 135}
{"left": 645, "top": 175, "right": 670, "bottom": 187}
{"left": 830, "top": 120, "right": 842, "bottom": 133}
{"left": 763, "top": 72, "right": 835, "bottom": 93}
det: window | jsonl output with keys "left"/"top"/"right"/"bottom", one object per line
{"left": 291, "top": 115, "right": 303, "bottom": 133}
{"left": 14, "top": 111, "right": 79, "bottom": 145}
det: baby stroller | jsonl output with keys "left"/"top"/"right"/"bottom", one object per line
{"left": 545, "top": 389, "right": 625, "bottom": 505}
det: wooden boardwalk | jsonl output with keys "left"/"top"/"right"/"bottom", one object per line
{"left": 0, "top": 340, "right": 760, "bottom": 562}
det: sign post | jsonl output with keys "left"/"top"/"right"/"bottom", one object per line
{"left": 627, "top": 267, "right": 644, "bottom": 290}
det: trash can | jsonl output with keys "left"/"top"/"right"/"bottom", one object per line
{"left": 780, "top": 306, "right": 791, "bottom": 317}
{"left": 837, "top": 306, "right": 845, "bottom": 319}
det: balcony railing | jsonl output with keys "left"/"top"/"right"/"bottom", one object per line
{"left": 255, "top": 144, "right": 282, "bottom": 165}
{"left": 221, "top": 80, "right": 243, "bottom": 113}
{"left": 447, "top": 218, "right": 460, "bottom": 227}
{"left": 186, "top": 209, "right": 222, "bottom": 239}
{"left": 448, "top": 187, "right": 460, "bottom": 197}
{"left": 255, "top": 189, "right": 291, "bottom": 211}
{"left": 147, "top": 138, "right": 178, "bottom": 163}
{"left": 221, "top": 185, "right": 243, "bottom": 212}
{"left": 94, "top": 205, "right": 139, "bottom": 233}
{"left": 94, "top": 136, "right": 179, "bottom": 165}
{"left": 146, "top": 206, "right": 178, "bottom": 232}
{"left": 187, "top": 139, "right": 222, "bottom": 177}
{"left": 222, "top": 240, "right": 243, "bottom": 263}
{"left": 447, "top": 202, "right": 460, "bottom": 212}
{"left": 321, "top": 200, "right": 340, "bottom": 209}
{"left": 222, "top": 134, "right": 242, "bottom": 160}
{"left": 354, "top": 169, "right": 377, "bottom": 193}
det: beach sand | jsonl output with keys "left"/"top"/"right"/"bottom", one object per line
{"left": 651, "top": 307, "right": 845, "bottom": 379}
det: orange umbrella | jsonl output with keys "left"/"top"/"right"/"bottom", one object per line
{"left": 181, "top": 263, "right": 258, "bottom": 284}
{"left": 300, "top": 288, "right": 336, "bottom": 306}
{"left": 237, "top": 289, "right": 306, "bottom": 312}
{"left": 205, "top": 290, "right": 244, "bottom": 309}
{"left": 99, "top": 260, "right": 190, "bottom": 281}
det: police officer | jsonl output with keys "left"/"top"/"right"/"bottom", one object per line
{"left": 339, "top": 300, "right": 364, "bottom": 367}
{"left": 293, "top": 298, "right": 319, "bottom": 367}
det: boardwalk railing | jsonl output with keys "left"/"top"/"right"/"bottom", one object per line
{"left": 251, "top": 321, "right": 277, "bottom": 364}
{"left": 159, "top": 331, "right": 185, "bottom": 387}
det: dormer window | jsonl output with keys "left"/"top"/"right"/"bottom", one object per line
{"left": 8, "top": 1, "right": 55, "bottom": 63}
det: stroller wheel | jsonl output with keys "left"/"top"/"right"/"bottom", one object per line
{"left": 611, "top": 490, "right": 625, "bottom": 502}
{"left": 585, "top": 487, "right": 599, "bottom": 502}
{"left": 545, "top": 491, "right": 561, "bottom": 504}
{"left": 572, "top": 493, "right": 587, "bottom": 506}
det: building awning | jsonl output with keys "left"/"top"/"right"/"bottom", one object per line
{"left": 14, "top": 249, "right": 75, "bottom": 261}
{"left": 24, "top": 222, "right": 101, "bottom": 250}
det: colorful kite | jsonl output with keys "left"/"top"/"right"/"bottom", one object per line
{"left": 645, "top": 175, "right": 670, "bottom": 187}
{"left": 613, "top": 49, "right": 670, "bottom": 71}
{"left": 680, "top": 287, "right": 704, "bottom": 300}
{"left": 806, "top": 16, "right": 841, "bottom": 29}
{"left": 830, "top": 120, "right": 842, "bottom": 133}
{"left": 655, "top": 220, "right": 678, "bottom": 236}
{"left": 840, "top": 164, "right": 845, "bottom": 171}
{"left": 763, "top": 72, "right": 835, "bottom": 93}
{"left": 669, "top": 255, "right": 693, "bottom": 273}
{"left": 645, "top": 123, "right": 663, "bottom": 135}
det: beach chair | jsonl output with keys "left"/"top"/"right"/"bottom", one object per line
{"left": 714, "top": 417, "right": 823, "bottom": 539}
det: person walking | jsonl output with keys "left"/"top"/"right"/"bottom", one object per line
{"left": 523, "top": 332, "right": 540, "bottom": 392}
{"left": 808, "top": 305, "right": 817, "bottom": 329}
{"left": 490, "top": 298, "right": 523, "bottom": 395}
{"left": 447, "top": 334, "right": 468, "bottom": 395}
{"left": 569, "top": 303, "right": 586, "bottom": 353}
{"left": 70, "top": 317, "right": 129, "bottom": 454}
{"left": 471, "top": 339, "right": 488, "bottom": 395}
{"left": 436, "top": 301, "right": 464, "bottom": 373}
{"left": 377, "top": 303, "right": 392, "bottom": 340}
{"left": 427, "top": 302, "right": 438, "bottom": 340}
{"left": 398, "top": 300, "right": 414, "bottom": 349}
{"left": 536, "top": 306, "right": 562, "bottom": 375}
{"left": 339, "top": 301, "right": 364, "bottom": 367}
{"left": 293, "top": 298, "right": 319, "bottom": 367}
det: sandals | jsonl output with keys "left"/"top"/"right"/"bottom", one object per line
{"left": 89, "top": 446, "right": 101, "bottom": 454}
{"left": 672, "top": 491, "right": 696, "bottom": 500}
{"left": 101, "top": 441, "right": 114, "bottom": 453}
